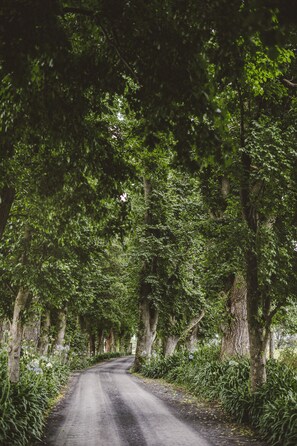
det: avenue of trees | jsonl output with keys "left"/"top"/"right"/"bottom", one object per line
{"left": 1, "top": 0, "right": 297, "bottom": 396}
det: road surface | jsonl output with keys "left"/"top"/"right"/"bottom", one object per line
{"left": 44, "top": 357, "right": 211, "bottom": 446}
{"left": 43, "top": 357, "right": 265, "bottom": 446}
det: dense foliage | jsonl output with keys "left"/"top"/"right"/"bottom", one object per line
{"left": 141, "top": 347, "right": 297, "bottom": 446}
{"left": 0, "top": 1, "right": 297, "bottom": 444}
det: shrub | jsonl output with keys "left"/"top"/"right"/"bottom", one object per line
{"left": 0, "top": 346, "right": 124, "bottom": 446}
{"left": 140, "top": 346, "right": 297, "bottom": 446}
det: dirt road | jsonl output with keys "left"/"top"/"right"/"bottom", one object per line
{"left": 43, "top": 357, "right": 265, "bottom": 446}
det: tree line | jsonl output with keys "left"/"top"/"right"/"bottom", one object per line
{"left": 0, "top": 0, "right": 297, "bottom": 391}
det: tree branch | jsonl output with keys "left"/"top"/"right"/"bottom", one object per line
{"left": 282, "top": 78, "right": 297, "bottom": 88}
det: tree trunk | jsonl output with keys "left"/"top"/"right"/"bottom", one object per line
{"left": 8, "top": 225, "right": 31, "bottom": 383}
{"left": 238, "top": 92, "right": 268, "bottom": 391}
{"left": 105, "top": 329, "right": 115, "bottom": 353}
{"left": 269, "top": 330, "right": 275, "bottom": 360}
{"left": 221, "top": 274, "right": 250, "bottom": 358}
{"left": 180, "top": 311, "right": 205, "bottom": 352}
{"left": 38, "top": 309, "right": 51, "bottom": 355}
{"left": 134, "top": 177, "right": 159, "bottom": 370}
{"left": 97, "top": 329, "right": 104, "bottom": 354}
{"left": 23, "top": 299, "right": 41, "bottom": 347}
{"left": 134, "top": 299, "right": 158, "bottom": 370}
{"left": 0, "top": 186, "right": 15, "bottom": 240}
{"left": 0, "top": 319, "right": 10, "bottom": 342}
{"left": 89, "top": 333, "right": 96, "bottom": 356}
{"left": 164, "top": 335, "right": 179, "bottom": 357}
{"left": 55, "top": 309, "right": 67, "bottom": 349}
{"left": 246, "top": 249, "right": 268, "bottom": 390}
{"left": 186, "top": 324, "right": 200, "bottom": 352}
{"left": 8, "top": 288, "right": 30, "bottom": 383}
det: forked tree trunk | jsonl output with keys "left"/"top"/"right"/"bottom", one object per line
{"left": 8, "top": 288, "right": 30, "bottom": 383}
{"left": 221, "top": 274, "right": 249, "bottom": 358}
{"left": 38, "top": 309, "right": 51, "bottom": 355}
{"left": 55, "top": 309, "right": 67, "bottom": 349}
{"left": 164, "top": 335, "right": 179, "bottom": 357}
{"left": 186, "top": 324, "right": 200, "bottom": 352}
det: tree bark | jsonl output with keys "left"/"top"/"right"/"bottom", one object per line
{"left": 38, "top": 309, "right": 51, "bottom": 355}
{"left": 55, "top": 309, "right": 67, "bottom": 349}
{"left": 164, "top": 335, "right": 179, "bottom": 357}
{"left": 0, "top": 186, "right": 15, "bottom": 240}
{"left": 89, "top": 333, "right": 96, "bottom": 356}
{"left": 97, "top": 329, "right": 104, "bottom": 353}
{"left": 238, "top": 89, "right": 268, "bottom": 391}
{"left": 8, "top": 288, "right": 30, "bottom": 383}
{"left": 8, "top": 225, "right": 31, "bottom": 383}
{"left": 220, "top": 274, "right": 249, "bottom": 358}
{"left": 186, "top": 324, "right": 200, "bottom": 352}
{"left": 269, "top": 330, "right": 275, "bottom": 360}
{"left": 105, "top": 329, "right": 115, "bottom": 353}
{"left": 134, "top": 299, "right": 158, "bottom": 370}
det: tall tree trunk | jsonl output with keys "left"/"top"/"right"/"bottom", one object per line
{"left": 221, "top": 274, "right": 249, "bottom": 358}
{"left": 55, "top": 308, "right": 67, "bottom": 349}
{"left": 97, "top": 329, "right": 104, "bottom": 354}
{"left": 38, "top": 309, "right": 51, "bottom": 355}
{"left": 238, "top": 90, "right": 268, "bottom": 391}
{"left": 8, "top": 225, "right": 31, "bottom": 383}
{"left": 134, "top": 299, "right": 158, "bottom": 370}
{"left": 246, "top": 249, "right": 268, "bottom": 390}
{"left": 134, "top": 177, "right": 159, "bottom": 370}
{"left": 89, "top": 333, "right": 96, "bottom": 356}
{"left": 105, "top": 329, "right": 115, "bottom": 353}
{"left": 8, "top": 288, "right": 30, "bottom": 383}
{"left": 0, "top": 186, "right": 15, "bottom": 240}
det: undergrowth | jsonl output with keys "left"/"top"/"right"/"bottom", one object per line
{"left": 141, "top": 346, "right": 297, "bottom": 446}
{"left": 0, "top": 346, "right": 124, "bottom": 446}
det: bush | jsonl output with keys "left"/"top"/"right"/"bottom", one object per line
{"left": 0, "top": 346, "right": 69, "bottom": 446}
{"left": 0, "top": 346, "right": 125, "bottom": 446}
{"left": 140, "top": 346, "right": 297, "bottom": 446}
